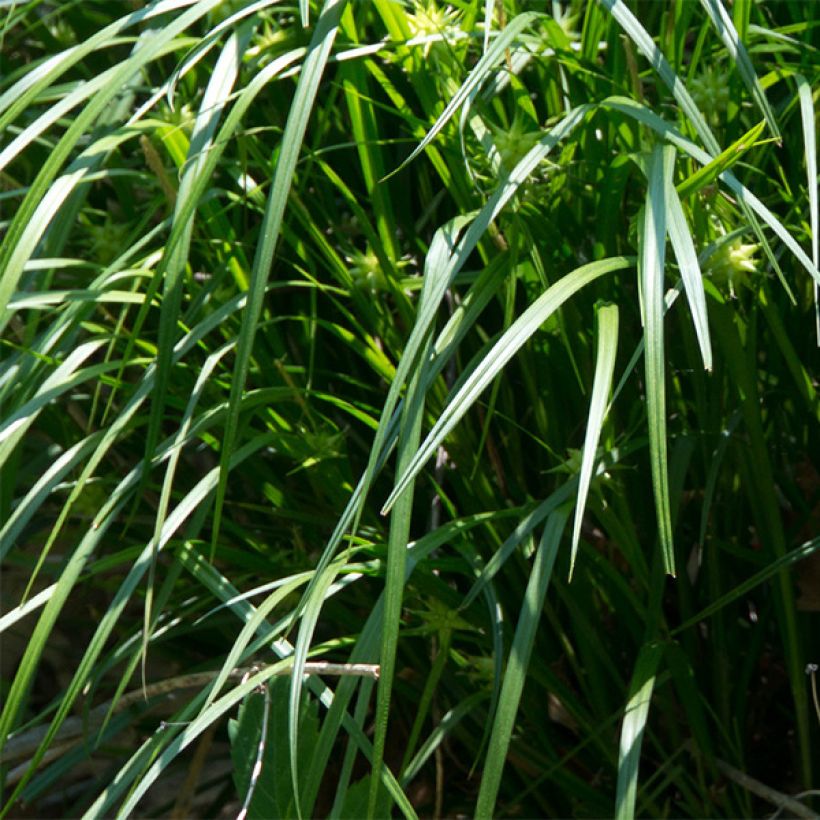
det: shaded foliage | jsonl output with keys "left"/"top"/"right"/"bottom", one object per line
{"left": 0, "top": 1, "right": 818, "bottom": 817}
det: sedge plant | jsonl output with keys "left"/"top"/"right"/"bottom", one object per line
{"left": 0, "top": 0, "right": 818, "bottom": 817}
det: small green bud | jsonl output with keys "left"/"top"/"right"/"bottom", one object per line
{"left": 690, "top": 68, "right": 731, "bottom": 127}
{"left": 348, "top": 248, "right": 388, "bottom": 294}
{"left": 706, "top": 237, "right": 760, "bottom": 297}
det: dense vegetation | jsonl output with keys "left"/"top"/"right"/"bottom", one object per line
{"left": 1, "top": 0, "right": 818, "bottom": 817}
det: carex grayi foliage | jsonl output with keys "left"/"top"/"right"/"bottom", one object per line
{"left": 1, "top": 1, "right": 818, "bottom": 817}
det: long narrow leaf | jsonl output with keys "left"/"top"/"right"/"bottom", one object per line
{"left": 382, "top": 256, "right": 633, "bottom": 514}
{"left": 213, "top": 0, "right": 347, "bottom": 552}
{"left": 570, "top": 302, "right": 619, "bottom": 576}
{"left": 367, "top": 342, "right": 429, "bottom": 818}
{"left": 699, "top": 0, "right": 780, "bottom": 140}
{"left": 600, "top": 0, "right": 718, "bottom": 155}
{"left": 291, "top": 105, "right": 591, "bottom": 627}
{"left": 0, "top": 0, "right": 225, "bottom": 333}
{"left": 641, "top": 144, "right": 676, "bottom": 575}
{"left": 141, "top": 25, "right": 248, "bottom": 686}
{"left": 666, "top": 172, "right": 712, "bottom": 371}
{"left": 475, "top": 509, "right": 568, "bottom": 818}
{"left": 392, "top": 12, "right": 542, "bottom": 175}
{"left": 615, "top": 642, "right": 664, "bottom": 819}
{"left": 602, "top": 96, "right": 820, "bottom": 288}
{"left": 795, "top": 73, "right": 818, "bottom": 342}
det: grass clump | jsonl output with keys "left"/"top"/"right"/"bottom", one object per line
{"left": 1, "top": 1, "right": 818, "bottom": 817}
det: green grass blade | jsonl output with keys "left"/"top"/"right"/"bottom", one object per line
{"left": 0, "top": 433, "right": 277, "bottom": 806}
{"left": 0, "top": 1, "right": 199, "bottom": 127}
{"left": 339, "top": 9, "right": 400, "bottom": 262}
{"left": 0, "top": 0, "right": 224, "bottom": 334}
{"left": 104, "top": 45, "right": 306, "bottom": 443}
{"left": 212, "top": 0, "right": 346, "bottom": 555}
{"left": 709, "top": 298, "right": 812, "bottom": 782}
{"left": 463, "top": 490, "right": 572, "bottom": 612}
{"left": 141, "top": 25, "right": 248, "bottom": 686}
{"left": 305, "top": 513, "right": 512, "bottom": 816}
{"left": 0, "top": 69, "right": 112, "bottom": 174}
{"left": 482, "top": 0, "right": 493, "bottom": 53}
{"left": 0, "top": 292, "right": 252, "bottom": 784}
{"left": 570, "top": 302, "right": 619, "bottom": 577}
{"left": 600, "top": 0, "right": 719, "bottom": 154}
{"left": 277, "top": 106, "right": 591, "bottom": 620}
{"left": 795, "top": 73, "right": 818, "bottom": 342}
{"left": 197, "top": 574, "right": 311, "bottom": 713}
{"left": 288, "top": 560, "right": 350, "bottom": 819}
{"left": 140, "top": 341, "right": 232, "bottom": 684}
{"left": 615, "top": 642, "right": 664, "bottom": 820}
{"left": 400, "top": 691, "right": 488, "bottom": 785}
{"left": 100, "top": 656, "right": 416, "bottom": 820}
{"left": 672, "top": 536, "right": 820, "bottom": 636}
{"left": 699, "top": 0, "right": 780, "bottom": 140}
{"left": 675, "top": 119, "right": 766, "bottom": 203}
{"left": 474, "top": 509, "right": 568, "bottom": 819}
{"left": 640, "top": 144, "right": 676, "bottom": 576}
{"left": 128, "top": 540, "right": 417, "bottom": 818}
{"left": 0, "top": 340, "right": 107, "bottom": 468}
{"left": 462, "top": 441, "right": 643, "bottom": 611}
{"left": 382, "top": 256, "right": 633, "bottom": 514}
{"left": 666, "top": 170, "right": 712, "bottom": 372}
{"left": 390, "top": 11, "right": 542, "bottom": 175}
{"left": 366, "top": 348, "right": 429, "bottom": 818}
{"left": 109, "top": 662, "right": 292, "bottom": 818}
{"left": 0, "top": 584, "right": 56, "bottom": 636}
{"left": 601, "top": 96, "right": 820, "bottom": 287}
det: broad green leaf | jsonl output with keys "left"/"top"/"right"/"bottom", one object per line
{"left": 230, "top": 678, "right": 321, "bottom": 820}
